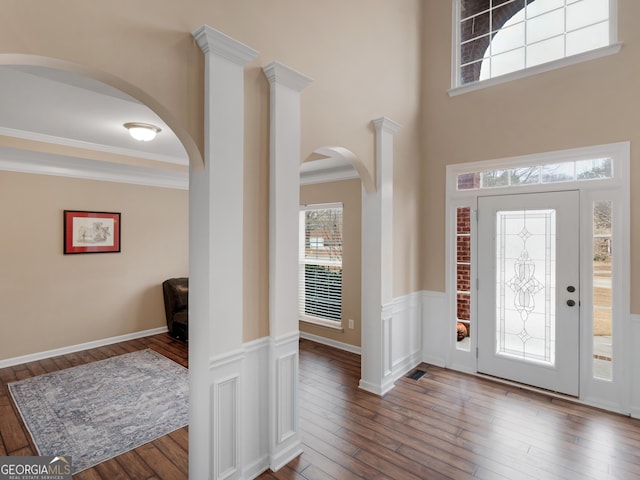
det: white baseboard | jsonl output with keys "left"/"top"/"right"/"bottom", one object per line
{"left": 269, "top": 443, "right": 304, "bottom": 473}
{"left": 244, "top": 455, "right": 270, "bottom": 480}
{"left": 299, "top": 331, "right": 361, "bottom": 355}
{"left": 0, "top": 326, "right": 169, "bottom": 368}
{"left": 359, "top": 378, "right": 395, "bottom": 397}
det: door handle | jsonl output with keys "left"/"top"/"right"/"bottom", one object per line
{"left": 566, "top": 299, "right": 576, "bottom": 307}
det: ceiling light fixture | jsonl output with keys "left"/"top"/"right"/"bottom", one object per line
{"left": 124, "top": 122, "right": 161, "bottom": 142}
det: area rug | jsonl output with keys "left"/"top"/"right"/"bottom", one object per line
{"left": 8, "top": 349, "right": 188, "bottom": 474}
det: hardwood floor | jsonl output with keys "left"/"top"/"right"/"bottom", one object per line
{"left": 3, "top": 335, "right": 640, "bottom": 479}
{"left": 259, "top": 339, "right": 640, "bottom": 480}
{"left": 0, "top": 333, "right": 188, "bottom": 480}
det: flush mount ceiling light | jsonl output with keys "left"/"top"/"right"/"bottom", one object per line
{"left": 123, "top": 122, "right": 161, "bottom": 142}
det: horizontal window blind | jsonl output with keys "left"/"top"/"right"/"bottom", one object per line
{"left": 299, "top": 204, "right": 343, "bottom": 324}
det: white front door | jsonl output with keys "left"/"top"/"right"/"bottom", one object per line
{"left": 477, "top": 191, "right": 580, "bottom": 396}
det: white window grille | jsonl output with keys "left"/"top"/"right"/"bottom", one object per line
{"left": 454, "top": 0, "right": 616, "bottom": 89}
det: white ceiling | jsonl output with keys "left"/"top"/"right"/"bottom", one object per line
{"left": 0, "top": 65, "right": 354, "bottom": 190}
{"left": 0, "top": 65, "right": 188, "bottom": 166}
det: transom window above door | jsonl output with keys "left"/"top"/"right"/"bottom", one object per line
{"left": 451, "top": 0, "right": 620, "bottom": 94}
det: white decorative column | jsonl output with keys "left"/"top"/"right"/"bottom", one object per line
{"left": 263, "top": 61, "right": 311, "bottom": 471}
{"left": 191, "top": 25, "right": 257, "bottom": 480}
{"left": 359, "top": 116, "right": 401, "bottom": 396}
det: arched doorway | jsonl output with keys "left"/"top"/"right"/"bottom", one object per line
{"left": 0, "top": 56, "right": 198, "bottom": 476}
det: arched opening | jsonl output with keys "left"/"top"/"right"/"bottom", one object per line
{"left": 0, "top": 54, "right": 202, "bottom": 169}
{"left": 0, "top": 55, "right": 198, "bottom": 474}
{"left": 303, "top": 146, "right": 374, "bottom": 193}
{"left": 300, "top": 145, "right": 372, "bottom": 372}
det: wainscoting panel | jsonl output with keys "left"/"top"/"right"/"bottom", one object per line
{"left": 215, "top": 377, "right": 239, "bottom": 479}
{"left": 382, "top": 304, "right": 393, "bottom": 380}
{"left": 209, "top": 351, "right": 244, "bottom": 480}
{"left": 242, "top": 338, "right": 270, "bottom": 478}
{"left": 630, "top": 314, "right": 640, "bottom": 419}
{"left": 276, "top": 352, "right": 297, "bottom": 443}
{"left": 421, "top": 290, "right": 448, "bottom": 367}
{"left": 210, "top": 338, "right": 275, "bottom": 480}
{"left": 269, "top": 332, "right": 303, "bottom": 471}
{"left": 388, "top": 292, "right": 423, "bottom": 382}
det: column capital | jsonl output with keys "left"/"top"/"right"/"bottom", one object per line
{"left": 193, "top": 25, "right": 258, "bottom": 66}
{"left": 373, "top": 116, "right": 402, "bottom": 135}
{"left": 263, "top": 61, "right": 312, "bottom": 92}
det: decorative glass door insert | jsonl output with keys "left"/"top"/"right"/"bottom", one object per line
{"left": 496, "top": 209, "right": 556, "bottom": 365}
{"left": 477, "top": 191, "right": 579, "bottom": 396}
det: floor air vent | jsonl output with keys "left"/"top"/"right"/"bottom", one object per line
{"left": 406, "top": 369, "right": 427, "bottom": 381}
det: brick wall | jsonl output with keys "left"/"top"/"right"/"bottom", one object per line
{"left": 459, "top": 0, "right": 536, "bottom": 84}
{"left": 457, "top": 207, "right": 471, "bottom": 324}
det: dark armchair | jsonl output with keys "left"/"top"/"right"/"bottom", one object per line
{"left": 162, "top": 277, "right": 189, "bottom": 340}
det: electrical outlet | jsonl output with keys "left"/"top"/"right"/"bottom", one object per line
{"left": 348, "top": 319, "right": 354, "bottom": 329}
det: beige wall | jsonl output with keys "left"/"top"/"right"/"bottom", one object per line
{"left": 8, "top": 0, "right": 633, "bottom": 350}
{"left": 0, "top": 172, "right": 188, "bottom": 360}
{"left": 0, "top": 1, "right": 424, "bottom": 346}
{"left": 300, "top": 179, "right": 362, "bottom": 347}
{"left": 237, "top": 0, "right": 424, "bottom": 338}
{"left": 421, "top": 0, "right": 640, "bottom": 314}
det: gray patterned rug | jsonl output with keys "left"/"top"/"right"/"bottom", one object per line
{"left": 8, "top": 349, "right": 188, "bottom": 474}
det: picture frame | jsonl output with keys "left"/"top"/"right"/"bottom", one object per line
{"left": 64, "top": 210, "right": 121, "bottom": 254}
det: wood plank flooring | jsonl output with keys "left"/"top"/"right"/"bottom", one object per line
{"left": 258, "top": 339, "right": 640, "bottom": 480}
{"left": 4, "top": 335, "right": 640, "bottom": 479}
{"left": 0, "top": 333, "right": 188, "bottom": 480}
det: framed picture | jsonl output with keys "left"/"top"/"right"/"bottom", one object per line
{"left": 64, "top": 210, "right": 121, "bottom": 254}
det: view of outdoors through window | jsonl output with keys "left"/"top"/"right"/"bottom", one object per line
{"left": 459, "top": 0, "right": 610, "bottom": 85}
{"left": 593, "top": 200, "right": 613, "bottom": 380}
{"left": 457, "top": 157, "right": 612, "bottom": 190}
{"left": 299, "top": 206, "right": 343, "bottom": 323}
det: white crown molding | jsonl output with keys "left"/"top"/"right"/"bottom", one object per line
{"left": 0, "top": 147, "right": 188, "bottom": 190}
{"left": 300, "top": 163, "right": 359, "bottom": 186}
{"left": 373, "top": 116, "right": 402, "bottom": 134}
{"left": 300, "top": 149, "right": 360, "bottom": 186}
{"left": 0, "top": 126, "right": 187, "bottom": 165}
{"left": 193, "top": 25, "right": 258, "bottom": 66}
{"left": 263, "top": 61, "right": 312, "bottom": 92}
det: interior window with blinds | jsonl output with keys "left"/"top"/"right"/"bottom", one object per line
{"left": 299, "top": 203, "right": 343, "bottom": 328}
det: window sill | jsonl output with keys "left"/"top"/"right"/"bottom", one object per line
{"left": 448, "top": 42, "right": 623, "bottom": 97}
{"left": 300, "top": 316, "right": 344, "bottom": 332}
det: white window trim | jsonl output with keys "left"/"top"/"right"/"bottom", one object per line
{"left": 449, "top": 0, "right": 621, "bottom": 96}
{"left": 445, "top": 142, "right": 630, "bottom": 413}
{"left": 299, "top": 202, "right": 344, "bottom": 329}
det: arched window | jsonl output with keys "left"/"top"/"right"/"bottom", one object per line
{"left": 455, "top": 0, "right": 615, "bottom": 88}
